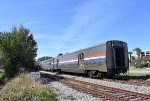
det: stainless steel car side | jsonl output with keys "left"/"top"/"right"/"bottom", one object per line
{"left": 40, "top": 40, "right": 129, "bottom": 77}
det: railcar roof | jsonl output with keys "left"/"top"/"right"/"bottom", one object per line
{"left": 58, "top": 42, "right": 106, "bottom": 57}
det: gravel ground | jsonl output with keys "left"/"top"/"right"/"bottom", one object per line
{"left": 47, "top": 79, "right": 103, "bottom": 101}
{"left": 41, "top": 72, "right": 150, "bottom": 101}
{"left": 60, "top": 74, "right": 150, "bottom": 95}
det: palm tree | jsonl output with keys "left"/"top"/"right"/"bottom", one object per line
{"left": 133, "top": 48, "right": 141, "bottom": 59}
{"left": 57, "top": 53, "right": 63, "bottom": 57}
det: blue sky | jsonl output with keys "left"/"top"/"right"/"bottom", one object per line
{"left": 0, "top": 0, "right": 150, "bottom": 58}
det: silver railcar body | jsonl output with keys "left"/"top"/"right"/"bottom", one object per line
{"left": 40, "top": 40, "right": 129, "bottom": 76}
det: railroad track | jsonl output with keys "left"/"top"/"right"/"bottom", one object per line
{"left": 40, "top": 71, "right": 150, "bottom": 87}
{"left": 41, "top": 74, "right": 150, "bottom": 101}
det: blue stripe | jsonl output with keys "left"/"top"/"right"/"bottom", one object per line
{"left": 60, "top": 61, "right": 78, "bottom": 64}
{"left": 84, "top": 58, "right": 106, "bottom": 62}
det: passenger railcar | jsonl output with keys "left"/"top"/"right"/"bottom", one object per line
{"left": 39, "top": 59, "right": 53, "bottom": 71}
{"left": 40, "top": 40, "right": 129, "bottom": 77}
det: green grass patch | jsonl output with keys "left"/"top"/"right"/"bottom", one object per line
{"left": 0, "top": 73, "right": 57, "bottom": 101}
{"left": 129, "top": 67, "right": 146, "bottom": 71}
{"left": 127, "top": 73, "right": 150, "bottom": 77}
{"left": 119, "top": 72, "right": 150, "bottom": 79}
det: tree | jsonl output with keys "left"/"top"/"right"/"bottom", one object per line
{"left": 0, "top": 26, "right": 37, "bottom": 77}
{"left": 133, "top": 48, "right": 141, "bottom": 59}
{"left": 141, "top": 52, "right": 145, "bottom": 58}
{"left": 57, "top": 53, "right": 63, "bottom": 57}
{"left": 37, "top": 56, "right": 53, "bottom": 62}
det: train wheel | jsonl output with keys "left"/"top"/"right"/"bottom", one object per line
{"left": 57, "top": 69, "right": 61, "bottom": 73}
{"left": 88, "top": 71, "right": 93, "bottom": 77}
{"left": 96, "top": 72, "right": 101, "bottom": 78}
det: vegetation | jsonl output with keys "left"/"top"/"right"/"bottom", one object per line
{"left": 37, "top": 56, "right": 53, "bottom": 62}
{"left": 133, "top": 48, "right": 141, "bottom": 59}
{"left": 0, "top": 73, "right": 57, "bottom": 101}
{"left": 119, "top": 72, "right": 150, "bottom": 79}
{"left": 127, "top": 73, "right": 150, "bottom": 77}
{"left": 129, "top": 48, "right": 150, "bottom": 68}
{"left": 130, "top": 56, "right": 150, "bottom": 68}
{"left": 0, "top": 26, "right": 37, "bottom": 78}
{"left": 57, "top": 53, "right": 63, "bottom": 57}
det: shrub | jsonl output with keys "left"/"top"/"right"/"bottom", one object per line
{"left": 0, "top": 73, "right": 57, "bottom": 101}
{"left": 0, "top": 26, "right": 37, "bottom": 78}
{"left": 0, "top": 72, "right": 7, "bottom": 85}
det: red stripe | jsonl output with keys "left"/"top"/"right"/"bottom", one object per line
{"left": 85, "top": 54, "right": 106, "bottom": 58}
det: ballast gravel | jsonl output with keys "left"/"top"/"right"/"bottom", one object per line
{"left": 48, "top": 79, "right": 103, "bottom": 101}
{"left": 61, "top": 74, "right": 150, "bottom": 95}
{"left": 42, "top": 72, "right": 150, "bottom": 101}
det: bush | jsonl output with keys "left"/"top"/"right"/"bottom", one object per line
{"left": 0, "top": 73, "right": 57, "bottom": 101}
{"left": 0, "top": 72, "right": 7, "bottom": 85}
{"left": 131, "top": 60, "right": 140, "bottom": 68}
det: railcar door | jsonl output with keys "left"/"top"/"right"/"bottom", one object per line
{"left": 57, "top": 59, "right": 59, "bottom": 69}
{"left": 113, "top": 47, "right": 125, "bottom": 68}
{"left": 78, "top": 53, "right": 84, "bottom": 69}
{"left": 52, "top": 58, "right": 54, "bottom": 70}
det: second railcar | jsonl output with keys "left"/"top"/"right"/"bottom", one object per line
{"left": 39, "top": 58, "right": 53, "bottom": 71}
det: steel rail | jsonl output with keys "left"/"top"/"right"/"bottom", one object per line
{"left": 63, "top": 77, "right": 150, "bottom": 100}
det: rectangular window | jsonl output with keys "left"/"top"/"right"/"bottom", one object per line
{"left": 81, "top": 53, "right": 84, "bottom": 60}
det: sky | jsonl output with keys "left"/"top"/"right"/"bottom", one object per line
{"left": 0, "top": 0, "right": 150, "bottom": 58}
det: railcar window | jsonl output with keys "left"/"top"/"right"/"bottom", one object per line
{"left": 78, "top": 54, "right": 80, "bottom": 65}
{"left": 81, "top": 53, "right": 84, "bottom": 60}
{"left": 78, "top": 54, "right": 81, "bottom": 60}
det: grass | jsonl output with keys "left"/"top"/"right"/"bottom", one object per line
{"left": 129, "top": 67, "right": 142, "bottom": 71}
{"left": 0, "top": 73, "right": 57, "bottom": 101}
{"left": 127, "top": 73, "right": 150, "bottom": 77}
{"left": 129, "top": 67, "right": 147, "bottom": 71}
{"left": 119, "top": 72, "right": 150, "bottom": 79}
